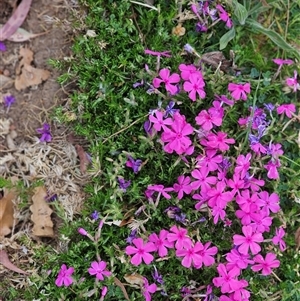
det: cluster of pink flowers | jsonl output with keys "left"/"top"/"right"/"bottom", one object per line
{"left": 125, "top": 226, "right": 217, "bottom": 270}
{"left": 120, "top": 55, "right": 299, "bottom": 300}
{"left": 153, "top": 65, "right": 206, "bottom": 101}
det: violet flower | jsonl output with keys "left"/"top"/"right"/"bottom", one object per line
{"left": 3, "top": 95, "right": 15, "bottom": 112}
{"left": 126, "top": 229, "right": 138, "bottom": 244}
{"left": 0, "top": 42, "right": 6, "bottom": 52}
{"left": 126, "top": 156, "right": 142, "bottom": 174}
{"left": 118, "top": 177, "right": 131, "bottom": 192}
{"left": 37, "top": 123, "right": 52, "bottom": 142}
{"left": 90, "top": 210, "right": 100, "bottom": 221}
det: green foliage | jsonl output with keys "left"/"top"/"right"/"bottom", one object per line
{"left": 11, "top": 0, "right": 300, "bottom": 300}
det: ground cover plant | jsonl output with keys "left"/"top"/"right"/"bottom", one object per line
{"left": 1, "top": 0, "right": 300, "bottom": 300}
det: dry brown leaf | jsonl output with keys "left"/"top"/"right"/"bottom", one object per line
{"left": 0, "top": 74, "right": 13, "bottom": 90}
{"left": 0, "top": 25, "right": 49, "bottom": 42}
{"left": 295, "top": 227, "right": 300, "bottom": 250}
{"left": 114, "top": 277, "right": 130, "bottom": 301}
{"left": 15, "top": 64, "right": 50, "bottom": 91}
{"left": 0, "top": 184, "right": 17, "bottom": 237}
{"left": 30, "top": 186, "right": 54, "bottom": 237}
{"left": 0, "top": 250, "right": 28, "bottom": 274}
{"left": 75, "top": 144, "right": 90, "bottom": 174}
{"left": 124, "top": 273, "right": 144, "bottom": 286}
{"left": 15, "top": 47, "right": 50, "bottom": 90}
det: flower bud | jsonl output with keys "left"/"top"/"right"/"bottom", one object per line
{"left": 78, "top": 227, "right": 88, "bottom": 236}
{"left": 101, "top": 286, "right": 108, "bottom": 297}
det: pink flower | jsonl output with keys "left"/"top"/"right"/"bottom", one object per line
{"left": 146, "top": 184, "right": 174, "bottom": 200}
{"left": 233, "top": 225, "right": 264, "bottom": 255}
{"left": 251, "top": 253, "right": 280, "bottom": 275}
{"left": 272, "top": 58, "right": 293, "bottom": 66}
{"left": 178, "top": 64, "right": 198, "bottom": 80}
{"left": 215, "top": 94, "right": 235, "bottom": 107}
{"left": 125, "top": 238, "right": 156, "bottom": 265}
{"left": 161, "top": 112, "right": 194, "bottom": 155}
{"left": 216, "top": 5, "right": 233, "bottom": 28}
{"left": 227, "top": 173, "right": 245, "bottom": 196}
{"left": 78, "top": 227, "right": 88, "bottom": 236}
{"left": 249, "top": 211, "right": 273, "bottom": 233}
{"left": 88, "top": 261, "right": 111, "bottom": 280}
{"left": 204, "top": 132, "right": 235, "bottom": 151}
{"left": 264, "top": 159, "right": 281, "bottom": 179}
{"left": 207, "top": 180, "right": 233, "bottom": 209}
{"left": 183, "top": 73, "right": 206, "bottom": 101}
{"left": 257, "top": 190, "right": 280, "bottom": 215}
{"left": 196, "top": 149, "right": 223, "bottom": 172}
{"left": 153, "top": 68, "right": 180, "bottom": 95}
{"left": 236, "top": 190, "right": 259, "bottom": 212}
{"left": 213, "top": 263, "right": 240, "bottom": 294}
{"left": 195, "top": 109, "right": 222, "bottom": 130}
{"left": 176, "top": 240, "right": 202, "bottom": 268}
{"left": 235, "top": 204, "right": 257, "bottom": 226}
{"left": 191, "top": 166, "right": 217, "bottom": 192}
{"left": 228, "top": 83, "right": 251, "bottom": 100}
{"left": 149, "top": 110, "right": 173, "bottom": 132}
{"left": 212, "top": 205, "right": 226, "bottom": 224}
{"left": 167, "top": 225, "right": 192, "bottom": 250}
{"left": 142, "top": 277, "right": 157, "bottom": 301}
{"left": 276, "top": 103, "right": 296, "bottom": 118}
{"left": 285, "top": 70, "right": 300, "bottom": 92}
{"left": 55, "top": 264, "right": 74, "bottom": 287}
{"left": 272, "top": 227, "right": 286, "bottom": 251}
{"left": 173, "top": 175, "right": 193, "bottom": 200}
{"left": 234, "top": 153, "right": 251, "bottom": 179}
{"left": 226, "top": 249, "right": 254, "bottom": 274}
{"left": 149, "top": 229, "right": 174, "bottom": 257}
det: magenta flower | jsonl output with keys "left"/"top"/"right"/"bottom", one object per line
{"left": 196, "top": 149, "right": 223, "bottom": 172}
{"left": 173, "top": 175, "right": 193, "bottom": 200}
{"left": 142, "top": 277, "right": 157, "bottom": 301}
{"left": 276, "top": 103, "right": 296, "bottom": 118}
{"left": 195, "top": 242, "right": 218, "bottom": 268}
{"left": 195, "top": 109, "right": 222, "bottom": 130}
{"left": 78, "top": 227, "right": 88, "bottom": 236}
{"left": 176, "top": 241, "right": 202, "bottom": 268}
{"left": 88, "top": 261, "right": 111, "bottom": 280}
{"left": 273, "top": 58, "right": 293, "bottom": 66}
{"left": 183, "top": 73, "right": 206, "bottom": 101}
{"left": 207, "top": 180, "right": 233, "bottom": 209}
{"left": 233, "top": 225, "right": 264, "bottom": 255}
{"left": 125, "top": 238, "right": 156, "bottom": 266}
{"left": 153, "top": 68, "right": 180, "bottom": 95}
{"left": 249, "top": 211, "right": 273, "bottom": 233}
{"left": 227, "top": 174, "right": 245, "bottom": 197}
{"left": 191, "top": 166, "right": 217, "bottom": 192}
{"left": 272, "top": 227, "right": 286, "bottom": 251}
{"left": 148, "top": 229, "right": 174, "bottom": 257}
{"left": 286, "top": 70, "right": 300, "bottom": 92}
{"left": 234, "top": 153, "right": 251, "bottom": 179}
{"left": 236, "top": 189, "right": 259, "bottom": 212}
{"left": 264, "top": 159, "right": 281, "bottom": 179}
{"left": 204, "top": 132, "right": 235, "bottom": 151}
{"left": 235, "top": 204, "right": 257, "bottom": 226}
{"left": 257, "top": 190, "right": 280, "bottom": 215}
{"left": 216, "top": 5, "right": 233, "bottom": 28}
{"left": 161, "top": 112, "right": 194, "bottom": 155}
{"left": 146, "top": 184, "right": 174, "bottom": 200}
{"left": 178, "top": 64, "right": 198, "bottom": 80}
{"left": 213, "top": 263, "right": 240, "bottom": 294}
{"left": 167, "top": 225, "right": 192, "bottom": 250}
{"left": 55, "top": 264, "right": 74, "bottom": 287}
{"left": 228, "top": 83, "right": 251, "bottom": 100}
{"left": 226, "top": 249, "right": 254, "bottom": 274}
{"left": 149, "top": 110, "right": 173, "bottom": 132}
{"left": 251, "top": 253, "right": 280, "bottom": 275}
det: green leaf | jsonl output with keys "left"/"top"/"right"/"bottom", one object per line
{"left": 233, "top": 0, "right": 248, "bottom": 25}
{"left": 246, "top": 19, "right": 300, "bottom": 59}
{"left": 219, "top": 27, "right": 236, "bottom": 50}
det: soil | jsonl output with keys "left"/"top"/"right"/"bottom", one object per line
{"left": 0, "top": 0, "right": 73, "bottom": 139}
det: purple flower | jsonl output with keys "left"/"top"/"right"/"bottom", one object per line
{"left": 3, "top": 95, "right": 15, "bottom": 109}
{"left": 45, "top": 193, "right": 58, "bottom": 202}
{"left": 0, "top": 42, "right": 6, "bottom": 52}
{"left": 90, "top": 210, "right": 100, "bottom": 220}
{"left": 264, "top": 103, "right": 275, "bottom": 112}
{"left": 126, "top": 229, "right": 138, "bottom": 244}
{"left": 118, "top": 177, "right": 131, "bottom": 192}
{"left": 152, "top": 266, "right": 164, "bottom": 284}
{"left": 196, "top": 22, "right": 208, "bottom": 32}
{"left": 184, "top": 44, "right": 194, "bottom": 54}
{"left": 126, "top": 156, "right": 142, "bottom": 174}
{"left": 164, "top": 101, "right": 179, "bottom": 118}
{"left": 37, "top": 123, "right": 52, "bottom": 142}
